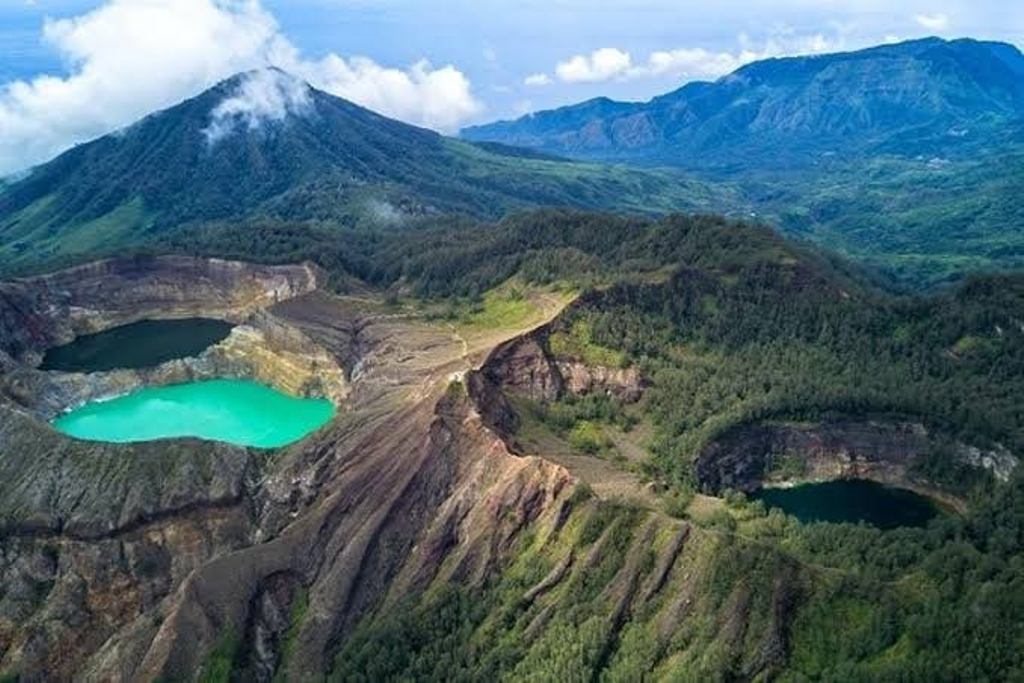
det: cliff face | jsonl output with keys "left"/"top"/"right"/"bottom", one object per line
{"left": 0, "top": 255, "right": 321, "bottom": 365}
{"left": 695, "top": 420, "right": 1018, "bottom": 498}
{"left": 5, "top": 316, "right": 349, "bottom": 422}
{"left": 478, "top": 330, "right": 645, "bottom": 406}
{"left": 0, "top": 257, "right": 346, "bottom": 424}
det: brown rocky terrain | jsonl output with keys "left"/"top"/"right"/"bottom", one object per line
{"left": 0, "top": 255, "right": 320, "bottom": 367}
{"left": 0, "top": 259, "right": 582, "bottom": 680}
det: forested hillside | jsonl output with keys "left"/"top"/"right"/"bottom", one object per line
{"left": 157, "top": 207, "right": 1024, "bottom": 464}
{"left": 391, "top": 213, "right": 1024, "bottom": 680}
{"left": 464, "top": 38, "right": 1024, "bottom": 169}
{"left": 0, "top": 70, "right": 727, "bottom": 277}
{"left": 219, "top": 209, "right": 1024, "bottom": 681}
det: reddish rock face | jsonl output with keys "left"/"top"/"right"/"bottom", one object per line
{"left": 556, "top": 361, "right": 644, "bottom": 402}
{"left": 483, "top": 337, "right": 564, "bottom": 402}
{"left": 480, "top": 331, "right": 645, "bottom": 405}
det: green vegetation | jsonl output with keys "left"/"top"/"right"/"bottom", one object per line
{"left": 273, "top": 590, "right": 309, "bottom": 683}
{"left": 4, "top": 42, "right": 1024, "bottom": 680}
{"left": 548, "top": 319, "right": 627, "bottom": 368}
{"left": 153, "top": 206, "right": 1024, "bottom": 483}
{"left": 526, "top": 216, "right": 1024, "bottom": 679}
{"left": 444, "top": 283, "right": 536, "bottom": 331}
{"left": 464, "top": 38, "right": 1024, "bottom": 289}
{"left": 494, "top": 217, "right": 1023, "bottom": 489}
{"left": 12, "top": 51, "right": 1024, "bottom": 289}
{"left": 287, "top": 209, "right": 1024, "bottom": 679}
{"left": 761, "top": 150, "right": 1024, "bottom": 289}
{"left": 767, "top": 453, "right": 809, "bottom": 481}
{"left": 4, "top": 164, "right": 1024, "bottom": 676}
{"left": 199, "top": 633, "right": 239, "bottom": 683}
{"left": 0, "top": 75, "right": 731, "bottom": 278}
{"left": 330, "top": 498, "right": 799, "bottom": 682}
{"left": 568, "top": 421, "right": 613, "bottom": 455}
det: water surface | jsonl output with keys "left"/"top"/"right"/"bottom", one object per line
{"left": 53, "top": 379, "right": 334, "bottom": 448}
{"left": 752, "top": 479, "right": 938, "bottom": 529}
{"left": 41, "top": 318, "right": 234, "bottom": 372}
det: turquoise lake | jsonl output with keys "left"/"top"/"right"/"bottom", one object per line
{"left": 53, "top": 379, "right": 335, "bottom": 448}
{"left": 752, "top": 480, "right": 939, "bottom": 529}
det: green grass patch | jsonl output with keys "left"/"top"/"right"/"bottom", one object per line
{"left": 548, "top": 319, "right": 627, "bottom": 368}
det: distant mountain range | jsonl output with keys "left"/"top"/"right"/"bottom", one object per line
{"left": 465, "top": 38, "right": 1024, "bottom": 287}
{"left": 463, "top": 38, "right": 1024, "bottom": 170}
{"left": 0, "top": 69, "right": 721, "bottom": 275}
{"left": 3, "top": 38, "right": 1024, "bottom": 288}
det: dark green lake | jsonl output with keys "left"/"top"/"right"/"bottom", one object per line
{"left": 752, "top": 480, "right": 939, "bottom": 529}
{"left": 41, "top": 318, "right": 234, "bottom": 372}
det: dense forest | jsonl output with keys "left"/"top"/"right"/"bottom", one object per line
{"left": 328, "top": 472, "right": 1024, "bottom": 681}
{"left": 153, "top": 209, "right": 1024, "bottom": 679}
{"left": 158, "top": 208, "right": 1024, "bottom": 467}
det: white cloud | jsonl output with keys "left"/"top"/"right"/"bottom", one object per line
{"left": 914, "top": 13, "right": 950, "bottom": 31}
{"left": 643, "top": 48, "right": 754, "bottom": 80}
{"left": 203, "top": 68, "right": 312, "bottom": 145}
{"left": 548, "top": 32, "right": 841, "bottom": 85}
{"left": 556, "top": 47, "right": 632, "bottom": 83}
{"left": 287, "top": 55, "right": 481, "bottom": 132}
{"left": 524, "top": 73, "right": 552, "bottom": 87}
{"left": 0, "top": 0, "right": 482, "bottom": 176}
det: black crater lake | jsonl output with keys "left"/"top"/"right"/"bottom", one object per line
{"left": 40, "top": 318, "right": 234, "bottom": 372}
{"left": 752, "top": 480, "right": 939, "bottom": 529}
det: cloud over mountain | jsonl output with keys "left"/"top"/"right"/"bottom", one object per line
{"left": 202, "top": 68, "right": 314, "bottom": 145}
{"left": 538, "top": 32, "right": 840, "bottom": 86}
{"left": 0, "top": 0, "right": 481, "bottom": 177}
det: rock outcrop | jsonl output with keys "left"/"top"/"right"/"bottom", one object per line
{"left": 556, "top": 360, "right": 644, "bottom": 402}
{"left": 479, "top": 330, "right": 645, "bottom": 405}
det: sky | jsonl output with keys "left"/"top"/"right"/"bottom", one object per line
{"left": 0, "top": 0, "right": 1022, "bottom": 176}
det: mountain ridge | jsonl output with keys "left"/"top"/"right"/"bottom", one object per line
{"left": 462, "top": 37, "right": 1024, "bottom": 168}
{"left": 0, "top": 69, "right": 726, "bottom": 276}
{"left": 462, "top": 37, "right": 1024, "bottom": 287}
